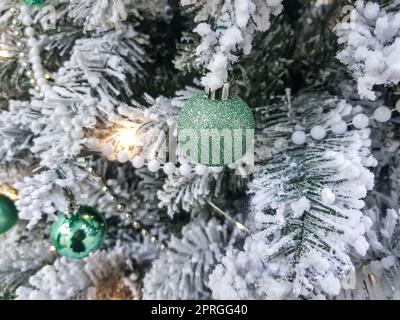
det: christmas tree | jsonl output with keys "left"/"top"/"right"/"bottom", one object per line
{"left": 1, "top": 0, "right": 400, "bottom": 300}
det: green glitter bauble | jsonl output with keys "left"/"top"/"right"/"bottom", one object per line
{"left": 50, "top": 206, "right": 106, "bottom": 259}
{"left": 0, "top": 195, "right": 18, "bottom": 234}
{"left": 176, "top": 93, "right": 255, "bottom": 166}
{"left": 22, "top": 0, "right": 46, "bottom": 5}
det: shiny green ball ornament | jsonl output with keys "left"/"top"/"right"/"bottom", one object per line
{"left": 0, "top": 195, "right": 18, "bottom": 234}
{"left": 176, "top": 87, "right": 255, "bottom": 167}
{"left": 22, "top": 0, "right": 46, "bottom": 5}
{"left": 50, "top": 206, "right": 106, "bottom": 259}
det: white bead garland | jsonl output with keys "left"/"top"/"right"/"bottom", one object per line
{"left": 19, "top": 4, "right": 53, "bottom": 99}
{"left": 179, "top": 163, "right": 192, "bottom": 176}
{"left": 310, "top": 125, "right": 326, "bottom": 140}
{"left": 373, "top": 106, "right": 392, "bottom": 123}
{"left": 148, "top": 160, "right": 161, "bottom": 172}
{"left": 285, "top": 99, "right": 400, "bottom": 147}
{"left": 22, "top": 15, "right": 32, "bottom": 26}
{"left": 116, "top": 151, "right": 129, "bottom": 163}
{"left": 132, "top": 156, "right": 145, "bottom": 169}
{"left": 352, "top": 114, "right": 369, "bottom": 129}
{"left": 291, "top": 131, "right": 306, "bottom": 145}
{"left": 163, "top": 162, "right": 176, "bottom": 175}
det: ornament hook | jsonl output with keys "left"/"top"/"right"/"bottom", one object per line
{"left": 205, "top": 83, "right": 230, "bottom": 101}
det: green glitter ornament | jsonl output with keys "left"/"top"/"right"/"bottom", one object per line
{"left": 0, "top": 195, "right": 18, "bottom": 234}
{"left": 22, "top": 0, "right": 46, "bottom": 5}
{"left": 50, "top": 205, "right": 106, "bottom": 259}
{"left": 176, "top": 87, "right": 255, "bottom": 167}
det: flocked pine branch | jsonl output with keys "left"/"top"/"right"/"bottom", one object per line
{"left": 15, "top": 245, "right": 139, "bottom": 300}
{"left": 68, "top": 0, "right": 171, "bottom": 31}
{"left": 210, "top": 92, "right": 376, "bottom": 299}
{"left": 336, "top": 0, "right": 400, "bottom": 100}
{"left": 143, "top": 217, "right": 241, "bottom": 299}
{"left": 0, "top": 223, "right": 54, "bottom": 298}
{"left": 338, "top": 207, "right": 400, "bottom": 299}
{"left": 180, "top": 0, "right": 283, "bottom": 89}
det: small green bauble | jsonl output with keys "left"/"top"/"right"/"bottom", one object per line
{"left": 50, "top": 206, "right": 106, "bottom": 259}
{"left": 0, "top": 195, "right": 18, "bottom": 234}
{"left": 176, "top": 93, "right": 255, "bottom": 166}
{"left": 22, "top": 0, "right": 46, "bottom": 5}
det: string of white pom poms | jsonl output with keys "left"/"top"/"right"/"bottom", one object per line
{"left": 289, "top": 100, "right": 400, "bottom": 146}
{"left": 9, "top": 4, "right": 56, "bottom": 100}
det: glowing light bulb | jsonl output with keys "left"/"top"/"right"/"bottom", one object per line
{"left": 0, "top": 184, "right": 18, "bottom": 201}
{"left": 117, "top": 128, "right": 138, "bottom": 148}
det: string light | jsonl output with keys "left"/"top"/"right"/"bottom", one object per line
{"left": 0, "top": 184, "right": 18, "bottom": 201}
{"left": 76, "top": 158, "right": 168, "bottom": 250}
{"left": 0, "top": 44, "right": 14, "bottom": 61}
{"left": 94, "top": 121, "right": 142, "bottom": 163}
{"left": 116, "top": 127, "right": 139, "bottom": 148}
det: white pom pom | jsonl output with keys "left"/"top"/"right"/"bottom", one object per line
{"left": 274, "top": 137, "right": 287, "bottom": 150}
{"left": 310, "top": 125, "right": 326, "bottom": 140}
{"left": 291, "top": 131, "right": 306, "bottom": 145}
{"left": 25, "top": 27, "right": 35, "bottom": 37}
{"left": 352, "top": 114, "right": 369, "bottom": 129}
{"left": 148, "top": 160, "right": 160, "bottom": 172}
{"left": 31, "top": 54, "right": 41, "bottom": 65}
{"left": 321, "top": 187, "right": 335, "bottom": 205}
{"left": 29, "top": 46, "right": 39, "bottom": 56}
{"left": 32, "top": 61, "right": 44, "bottom": 72}
{"left": 20, "top": 4, "right": 29, "bottom": 15}
{"left": 37, "top": 78, "right": 46, "bottom": 87}
{"left": 179, "top": 163, "right": 192, "bottom": 176}
{"left": 396, "top": 100, "right": 400, "bottom": 113}
{"left": 331, "top": 120, "right": 347, "bottom": 135}
{"left": 117, "top": 151, "right": 129, "bottom": 163}
{"left": 22, "top": 16, "right": 32, "bottom": 26}
{"left": 41, "top": 84, "right": 52, "bottom": 94}
{"left": 132, "top": 156, "right": 145, "bottom": 169}
{"left": 195, "top": 164, "right": 208, "bottom": 175}
{"left": 163, "top": 162, "right": 176, "bottom": 175}
{"left": 373, "top": 106, "right": 391, "bottom": 123}
{"left": 332, "top": 152, "right": 345, "bottom": 166}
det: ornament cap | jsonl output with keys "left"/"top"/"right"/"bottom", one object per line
{"left": 205, "top": 83, "right": 231, "bottom": 101}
